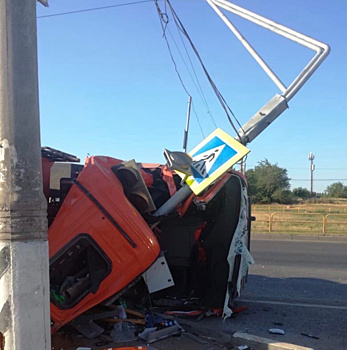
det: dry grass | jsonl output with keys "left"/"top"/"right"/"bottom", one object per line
{"left": 251, "top": 204, "right": 347, "bottom": 234}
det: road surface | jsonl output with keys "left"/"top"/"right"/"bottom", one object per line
{"left": 203, "top": 236, "right": 347, "bottom": 350}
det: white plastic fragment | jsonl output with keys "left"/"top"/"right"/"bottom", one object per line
{"left": 238, "top": 345, "right": 250, "bottom": 350}
{"left": 269, "top": 328, "right": 285, "bottom": 335}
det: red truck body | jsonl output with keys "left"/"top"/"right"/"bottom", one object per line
{"left": 42, "top": 149, "right": 251, "bottom": 332}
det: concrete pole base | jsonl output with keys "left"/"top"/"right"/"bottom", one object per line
{"left": 0, "top": 240, "right": 51, "bottom": 350}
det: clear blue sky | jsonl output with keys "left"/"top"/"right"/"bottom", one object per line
{"left": 37, "top": 0, "right": 347, "bottom": 193}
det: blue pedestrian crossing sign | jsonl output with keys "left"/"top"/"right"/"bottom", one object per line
{"left": 177, "top": 128, "right": 250, "bottom": 195}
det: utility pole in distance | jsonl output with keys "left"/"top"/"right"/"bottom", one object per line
{"left": 183, "top": 96, "right": 192, "bottom": 153}
{"left": 0, "top": 0, "right": 51, "bottom": 349}
{"left": 308, "top": 152, "right": 315, "bottom": 195}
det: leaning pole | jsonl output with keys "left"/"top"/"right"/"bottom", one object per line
{"left": 0, "top": 0, "right": 51, "bottom": 349}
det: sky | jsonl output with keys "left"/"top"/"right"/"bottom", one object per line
{"left": 36, "top": 0, "right": 347, "bottom": 193}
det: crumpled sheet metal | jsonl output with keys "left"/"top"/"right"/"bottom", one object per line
{"left": 223, "top": 176, "right": 254, "bottom": 319}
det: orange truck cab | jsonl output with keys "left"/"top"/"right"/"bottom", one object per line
{"left": 42, "top": 148, "right": 253, "bottom": 332}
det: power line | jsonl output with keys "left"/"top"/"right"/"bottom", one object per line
{"left": 310, "top": 168, "right": 347, "bottom": 170}
{"left": 163, "top": 0, "right": 243, "bottom": 137}
{"left": 37, "top": 0, "right": 154, "bottom": 19}
{"left": 171, "top": 19, "right": 218, "bottom": 128}
{"left": 154, "top": 0, "right": 191, "bottom": 97}
{"left": 247, "top": 165, "right": 347, "bottom": 170}
{"left": 291, "top": 179, "right": 347, "bottom": 181}
{"left": 39, "top": 0, "right": 207, "bottom": 140}
{"left": 162, "top": 27, "right": 207, "bottom": 138}
{"left": 167, "top": 27, "right": 217, "bottom": 129}
{"left": 192, "top": 102, "right": 205, "bottom": 139}
{"left": 154, "top": 0, "right": 206, "bottom": 141}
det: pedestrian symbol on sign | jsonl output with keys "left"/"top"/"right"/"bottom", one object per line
{"left": 176, "top": 129, "right": 250, "bottom": 194}
{"left": 191, "top": 145, "right": 224, "bottom": 179}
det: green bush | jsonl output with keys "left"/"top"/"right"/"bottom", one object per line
{"left": 246, "top": 159, "right": 292, "bottom": 204}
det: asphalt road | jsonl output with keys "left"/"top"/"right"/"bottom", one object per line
{"left": 202, "top": 237, "right": 347, "bottom": 350}
{"left": 243, "top": 237, "right": 347, "bottom": 306}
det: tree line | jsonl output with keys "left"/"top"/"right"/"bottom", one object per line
{"left": 245, "top": 159, "right": 347, "bottom": 204}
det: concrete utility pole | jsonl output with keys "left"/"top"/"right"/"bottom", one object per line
{"left": 0, "top": 0, "right": 51, "bottom": 349}
{"left": 308, "top": 152, "right": 315, "bottom": 195}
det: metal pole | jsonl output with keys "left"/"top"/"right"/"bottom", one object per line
{"left": 207, "top": 0, "right": 330, "bottom": 102}
{"left": 311, "top": 159, "right": 313, "bottom": 195}
{"left": 153, "top": 185, "right": 193, "bottom": 217}
{"left": 183, "top": 96, "right": 192, "bottom": 153}
{"left": 0, "top": 0, "right": 51, "bottom": 349}
{"left": 308, "top": 152, "right": 315, "bottom": 195}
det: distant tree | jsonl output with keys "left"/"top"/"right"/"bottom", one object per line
{"left": 246, "top": 159, "right": 291, "bottom": 204}
{"left": 292, "top": 187, "right": 311, "bottom": 199}
{"left": 325, "top": 182, "right": 347, "bottom": 198}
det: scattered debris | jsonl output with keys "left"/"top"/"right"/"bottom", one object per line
{"left": 165, "top": 310, "right": 204, "bottom": 317}
{"left": 139, "top": 323, "right": 184, "bottom": 343}
{"left": 113, "top": 347, "right": 158, "bottom": 350}
{"left": 237, "top": 345, "right": 254, "bottom": 350}
{"left": 94, "top": 336, "right": 111, "bottom": 347}
{"left": 184, "top": 332, "right": 209, "bottom": 344}
{"left": 113, "top": 305, "right": 127, "bottom": 319}
{"left": 110, "top": 322, "right": 138, "bottom": 343}
{"left": 71, "top": 310, "right": 125, "bottom": 339}
{"left": 268, "top": 328, "right": 285, "bottom": 335}
{"left": 232, "top": 306, "right": 248, "bottom": 314}
{"left": 204, "top": 308, "right": 222, "bottom": 317}
{"left": 102, "top": 318, "right": 146, "bottom": 326}
{"left": 77, "top": 347, "right": 158, "bottom": 350}
{"left": 301, "top": 332, "right": 320, "bottom": 340}
{"left": 138, "top": 327, "right": 158, "bottom": 341}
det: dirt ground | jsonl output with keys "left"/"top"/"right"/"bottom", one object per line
{"left": 51, "top": 321, "right": 232, "bottom": 350}
{"left": 51, "top": 331, "right": 230, "bottom": 350}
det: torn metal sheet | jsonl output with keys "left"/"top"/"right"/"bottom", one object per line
{"left": 223, "top": 176, "right": 254, "bottom": 319}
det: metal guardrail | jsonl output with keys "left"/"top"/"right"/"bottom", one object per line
{"left": 253, "top": 205, "right": 347, "bottom": 214}
{"left": 252, "top": 211, "right": 347, "bottom": 234}
{"left": 324, "top": 213, "right": 347, "bottom": 234}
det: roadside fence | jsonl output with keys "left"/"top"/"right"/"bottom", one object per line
{"left": 253, "top": 205, "right": 347, "bottom": 214}
{"left": 252, "top": 211, "right": 347, "bottom": 234}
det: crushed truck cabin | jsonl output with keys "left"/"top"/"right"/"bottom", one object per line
{"left": 42, "top": 146, "right": 253, "bottom": 332}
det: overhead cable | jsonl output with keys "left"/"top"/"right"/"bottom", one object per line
{"left": 155, "top": 0, "right": 208, "bottom": 141}
{"left": 164, "top": 0, "right": 243, "bottom": 137}
{"left": 291, "top": 179, "right": 347, "bottom": 182}
{"left": 192, "top": 102, "right": 206, "bottom": 139}
{"left": 154, "top": 0, "right": 208, "bottom": 140}
{"left": 154, "top": 0, "right": 191, "bottom": 97}
{"left": 37, "top": 0, "right": 154, "bottom": 19}
{"left": 171, "top": 20, "right": 218, "bottom": 128}
{"left": 167, "top": 28, "right": 217, "bottom": 128}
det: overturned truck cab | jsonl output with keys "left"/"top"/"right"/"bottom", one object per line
{"left": 42, "top": 147, "right": 253, "bottom": 332}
